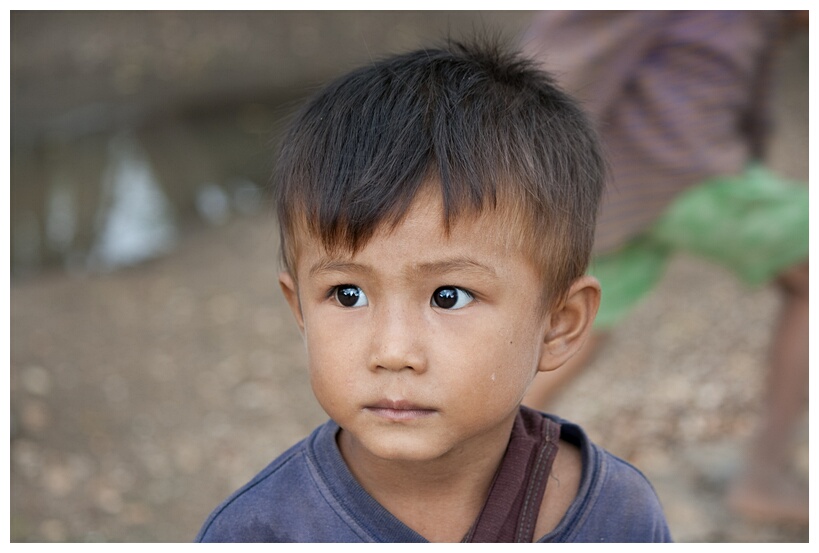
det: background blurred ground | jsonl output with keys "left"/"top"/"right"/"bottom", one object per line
{"left": 9, "top": 12, "right": 809, "bottom": 543}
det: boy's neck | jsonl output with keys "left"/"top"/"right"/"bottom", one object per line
{"left": 336, "top": 414, "right": 517, "bottom": 542}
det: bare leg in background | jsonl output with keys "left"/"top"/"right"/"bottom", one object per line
{"left": 728, "top": 262, "right": 809, "bottom": 524}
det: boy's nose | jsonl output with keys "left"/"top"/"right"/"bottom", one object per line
{"left": 368, "top": 305, "right": 427, "bottom": 374}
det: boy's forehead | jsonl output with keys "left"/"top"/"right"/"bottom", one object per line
{"left": 290, "top": 185, "right": 535, "bottom": 271}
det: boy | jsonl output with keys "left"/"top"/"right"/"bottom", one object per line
{"left": 196, "top": 39, "right": 672, "bottom": 542}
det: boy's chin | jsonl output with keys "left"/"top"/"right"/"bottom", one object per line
{"left": 337, "top": 425, "right": 458, "bottom": 465}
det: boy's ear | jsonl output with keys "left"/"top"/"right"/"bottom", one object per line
{"left": 538, "top": 275, "right": 601, "bottom": 373}
{"left": 278, "top": 271, "right": 305, "bottom": 334}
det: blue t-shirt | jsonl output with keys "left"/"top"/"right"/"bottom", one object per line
{"left": 196, "top": 412, "right": 672, "bottom": 542}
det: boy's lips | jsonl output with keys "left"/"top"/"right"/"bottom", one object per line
{"left": 364, "top": 399, "right": 437, "bottom": 421}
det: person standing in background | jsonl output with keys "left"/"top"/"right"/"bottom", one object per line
{"left": 521, "top": 11, "right": 808, "bottom": 525}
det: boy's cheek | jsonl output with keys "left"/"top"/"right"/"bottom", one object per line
{"left": 306, "top": 337, "right": 361, "bottom": 388}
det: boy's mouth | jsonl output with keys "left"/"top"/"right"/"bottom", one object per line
{"left": 364, "top": 399, "right": 437, "bottom": 421}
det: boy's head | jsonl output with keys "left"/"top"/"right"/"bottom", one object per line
{"left": 274, "top": 38, "right": 604, "bottom": 311}
{"left": 274, "top": 38, "right": 604, "bottom": 464}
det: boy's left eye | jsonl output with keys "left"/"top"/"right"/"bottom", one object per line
{"left": 431, "top": 286, "right": 474, "bottom": 310}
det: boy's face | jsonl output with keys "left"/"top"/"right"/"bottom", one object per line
{"left": 280, "top": 186, "right": 585, "bottom": 466}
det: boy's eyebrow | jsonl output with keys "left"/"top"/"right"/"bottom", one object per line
{"left": 410, "top": 257, "right": 498, "bottom": 278}
{"left": 308, "top": 260, "right": 375, "bottom": 278}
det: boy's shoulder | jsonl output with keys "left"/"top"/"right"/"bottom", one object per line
{"left": 538, "top": 414, "right": 672, "bottom": 542}
{"left": 195, "top": 421, "right": 362, "bottom": 543}
{"left": 195, "top": 420, "right": 426, "bottom": 542}
{"left": 194, "top": 428, "right": 310, "bottom": 542}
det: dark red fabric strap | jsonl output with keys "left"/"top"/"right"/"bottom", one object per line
{"left": 462, "top": 406, "right": 561, "bottom": 543}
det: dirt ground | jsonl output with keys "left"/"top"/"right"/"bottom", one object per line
{"left": 9, "top": 31, "right": 809, "bottom": 543}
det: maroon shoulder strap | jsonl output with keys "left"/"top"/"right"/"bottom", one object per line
{"left": 462, "top": 406, "right": 561, "bottom": 543}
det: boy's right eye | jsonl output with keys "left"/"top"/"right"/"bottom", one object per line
{"left": 333, "top": 285, "right": 368, "bottom": 308}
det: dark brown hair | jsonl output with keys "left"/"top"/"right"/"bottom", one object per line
{"left": 274, "top": 38, "right": 605, "bottom": 308}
